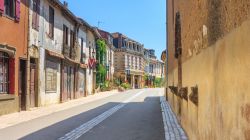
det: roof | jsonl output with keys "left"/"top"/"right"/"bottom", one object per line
{"left": 111, "top": 32, "right": 143, "bottom": 46}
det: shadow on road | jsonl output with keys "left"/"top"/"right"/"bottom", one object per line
{"left": 19, "top": 96, "right": 164, "bottom": 140}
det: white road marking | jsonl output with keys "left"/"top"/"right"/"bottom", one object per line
{"left": 58, "top": 90, "right": 145, "bottom": 140}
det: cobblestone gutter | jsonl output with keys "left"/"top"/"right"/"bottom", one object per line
{"left": 160, "top": 97, "right": 188, "bottom": 140}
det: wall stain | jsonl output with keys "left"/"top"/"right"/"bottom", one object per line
{"left": 241, "top": 104, "right": 250, "bottom": 123}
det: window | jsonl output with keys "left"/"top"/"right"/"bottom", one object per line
{"left": 80, "top": 38, "right": 85, "bottom": 63}
{"left": 70, "top": 30, "right": 75, "bottom": 47}
{"left": 131, "top": 56, "right": 134, "bottom": 69}
{"left": 135, "top": 57, "right": 137, "bottom": 69}
{"left": 63, "top": 25, "right": 68, "bottom": 45}
{"left": 0, "top": 52, "right": 9, "bottom": 94}
{"left": 139, "top": 58, "right": 141, "bottom": 70}
{"left": 127, "top": 55, "right": 130, "bottom": 68}
{"left": 49, "top": 6, "right": 54, "bottom": 38}
{"left": 4, "top": 0, "right": 15, "bottom": 17}
{"left": 89, "top": 44, "right": 91, "bottom": 58}
{"left": 32, "top": 0, "right": 40, "bottom": 30}
{"left": 45, "top": 59, "right": 57, "bottom": 92}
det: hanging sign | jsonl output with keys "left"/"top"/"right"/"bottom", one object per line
{"left": 88, "top": 58, "right": 96, "bottom": 69}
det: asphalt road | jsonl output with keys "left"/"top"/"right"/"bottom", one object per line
{"left": 0, "top": 88, "right": 165, "bottom": 140}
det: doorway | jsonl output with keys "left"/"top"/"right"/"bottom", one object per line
{"left": 19, "top": 59, "right": 26, "bottom": 110}
{"left": 30, "top": 58, "right": 37, "bottom": 108}
{"left": 63, "top": 65, "right": 74, "bottom": 101}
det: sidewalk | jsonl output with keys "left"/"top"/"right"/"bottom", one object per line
{"left": 160, "top": 97, "right": 188, "bottom": 140}
{"left": 0, "top": 90, "right": 119, "bottom": 129}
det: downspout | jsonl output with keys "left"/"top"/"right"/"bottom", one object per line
{"left": 166, "top": 0, "right": 169, "bottom": 100}
{"left": 26, "top": 0, "right": 30, "bottom": 110}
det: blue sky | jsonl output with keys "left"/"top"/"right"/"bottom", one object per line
{"left": 61, "top": 0, "right": 166, "bottom": 59}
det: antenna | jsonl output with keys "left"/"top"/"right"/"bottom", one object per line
{"left": 97, "top": 21, "right": 104, "bottom": 28}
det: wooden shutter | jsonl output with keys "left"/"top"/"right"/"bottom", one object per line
{"left": 36, "top": 0, "right": 40, "bottom": 30}
{"left": 9, "top": 58, "right": 15, "bottom": 94}
{"left": 49, "top": 6, "right": 54, "bottom": 38}
{"left": 15, "top": 0, "right": 21, "bottom": 22}
{"left": 0, "top": 0, "right": 4, "bottom": 14}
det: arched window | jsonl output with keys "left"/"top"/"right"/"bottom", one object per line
{"left": 0, "top": 52, "right": 9, "bottom": 94}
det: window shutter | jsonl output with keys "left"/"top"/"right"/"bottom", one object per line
{"left": 9, "top": 58, "right": 15, "bottom": 94}
{"left": 15, "top": 0, "right": 21, "bottom": 22}
{"left": 0, "top": 0, "right": 4, "bottom": 14}
{"left": 32, "top": 0, "right": 36, "bottom": 29}
{"left": 36, "top": 0, "right": 40, "bottom": 30}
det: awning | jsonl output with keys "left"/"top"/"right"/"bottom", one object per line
{"left": 64, "top": 56, "right": 80, "bottom": 64}
{"left": 45, "top": 49, "right": 64, "bottom": 59}
{"left": 0, "top": 44, "right": 16, "bottom": 57}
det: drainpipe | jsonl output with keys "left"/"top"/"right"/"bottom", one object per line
{"left": 26, "top": 0, "right": 30, "bottom": 111}
{"left": 166, "top": 0, "right": 168, "bottom": 100}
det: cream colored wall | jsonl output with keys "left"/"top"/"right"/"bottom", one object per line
{"left": 38, "top": 48, "right": 61, "bottom": 106}
{"left": 86, "top": 30, "right": 96, "bottom": 95}
{"left": 167, "top": 20, "right": 250, "bottom": 140}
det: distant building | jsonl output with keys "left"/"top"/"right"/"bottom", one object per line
{"left": 144, "top": 49, "right": 164, "bottom": 87}
{"left": 96, "top": 29, "right": 115, "bottom": 81}
{"left": 112, "top": 33, "right": 144, "bottom": 89}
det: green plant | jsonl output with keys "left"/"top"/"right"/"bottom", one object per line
{"left": 114, "top": 77, "right": 121, "bottom": 86}
{"left": 96, "top": 39, "right": 107, "bottom": 86}
{"left": 121, "top": 82, "right": 131, "bottom": 89}
{"left": 100, "top": 80, "right": 110, "bottom": 91}
{"left": 153, "top": 78, "right": 164, "bottom": 87}
{"left": 144, "top": 74, "right": 149, "bottom": 81}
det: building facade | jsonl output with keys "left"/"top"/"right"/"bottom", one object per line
{"left": 86, "top": 27, "right": 97, "bottom": 95}
{"left": 0, "top": 0, "right": 29, "bottom": 115}
{"left": 28, "top": 0, "right": 91, "bottom": 107}
{"left": 97, "top": 29, "right": 115, "bottom": 82}
{"left": 144, "top": 49, "right": 164, "bottom": 87}
{"left": 112, "top": 33, "right": 144, "bottom": 89}
{"left": 167, "top": 0, "right": 250, "bottom": 139}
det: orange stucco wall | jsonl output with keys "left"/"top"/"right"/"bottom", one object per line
{"left": 0, "top": 0, "right": 29, "bottom": 96}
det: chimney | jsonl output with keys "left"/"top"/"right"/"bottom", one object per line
{"left": 63, "top": 1, "right": 68, "bottom": 8}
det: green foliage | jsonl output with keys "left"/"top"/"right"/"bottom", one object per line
{"left": 96, "top": 39, "right": 107, "bottom": 86}
{"left": 97, "top": 64, "right": 106, "bottom": 75}
{"left": 153, "top": 78, "right": 164, "bottom": 87}
{"left": 121, "top": 83, "right": 131, "bottom": 89}
{"left": 114, "top": 78, "right": 121, "bottom": 86}
{"left": 100, "top": 80, "right": 111, "bottom": 91}
{"left": 144, "top": 74, "right": 149, "bottom": 81}
{"left": 96, "top": 39, "right": 107, "bottom": 54}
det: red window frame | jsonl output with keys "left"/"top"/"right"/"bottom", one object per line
{"left": 0, "top": 52, "right": 9, "bottom": 94}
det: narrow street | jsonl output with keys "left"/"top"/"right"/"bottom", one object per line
{"left": 0, "top": 88, "right": 186, "bottom": 140}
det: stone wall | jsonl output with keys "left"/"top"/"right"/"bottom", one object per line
{"left": 167, "top": 18, "right": 250, "bottom": 140}
{"left": 0, "top": 97, "right": 19, "bottom": 116}
{"left": 168, "top": 0, "right": 250, "bottom": 72}
{"left": 167, "top": 0, "right": 250, "bottom": 139}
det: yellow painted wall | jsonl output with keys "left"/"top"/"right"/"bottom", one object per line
{"left": 167, "top": 19, "right": 250, "bottom": 140}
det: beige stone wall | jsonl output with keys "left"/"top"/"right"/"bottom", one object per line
{"left": 0, "top": 97, "right": 19, "bottom": 116}
{"left": 167, "top": 19, "right": 250, "bottom": 140}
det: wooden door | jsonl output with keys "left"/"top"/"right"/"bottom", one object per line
{"left": 19, "top": 60, "right": 26, "bottom": 110}
{"left": 63, "top": 66, "right": 69, "bottom": 101}
{"left": 30, "top": 63, "right": 36, "bottom": 108}
{"left": 70, "top": 67, "right": 74, "bottom": 99}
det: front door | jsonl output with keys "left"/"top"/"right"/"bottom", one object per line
{"left": 30, "top": 60, "right": 36, "bottom": 108}
{"left": 63, "top": 65, "right": 75, "bottom": 101}
{"left": 19, "top": 59, "right": 26, "bottom": 110}
{"left": 135, "top": 76, "right": 138, "bottom": 89}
